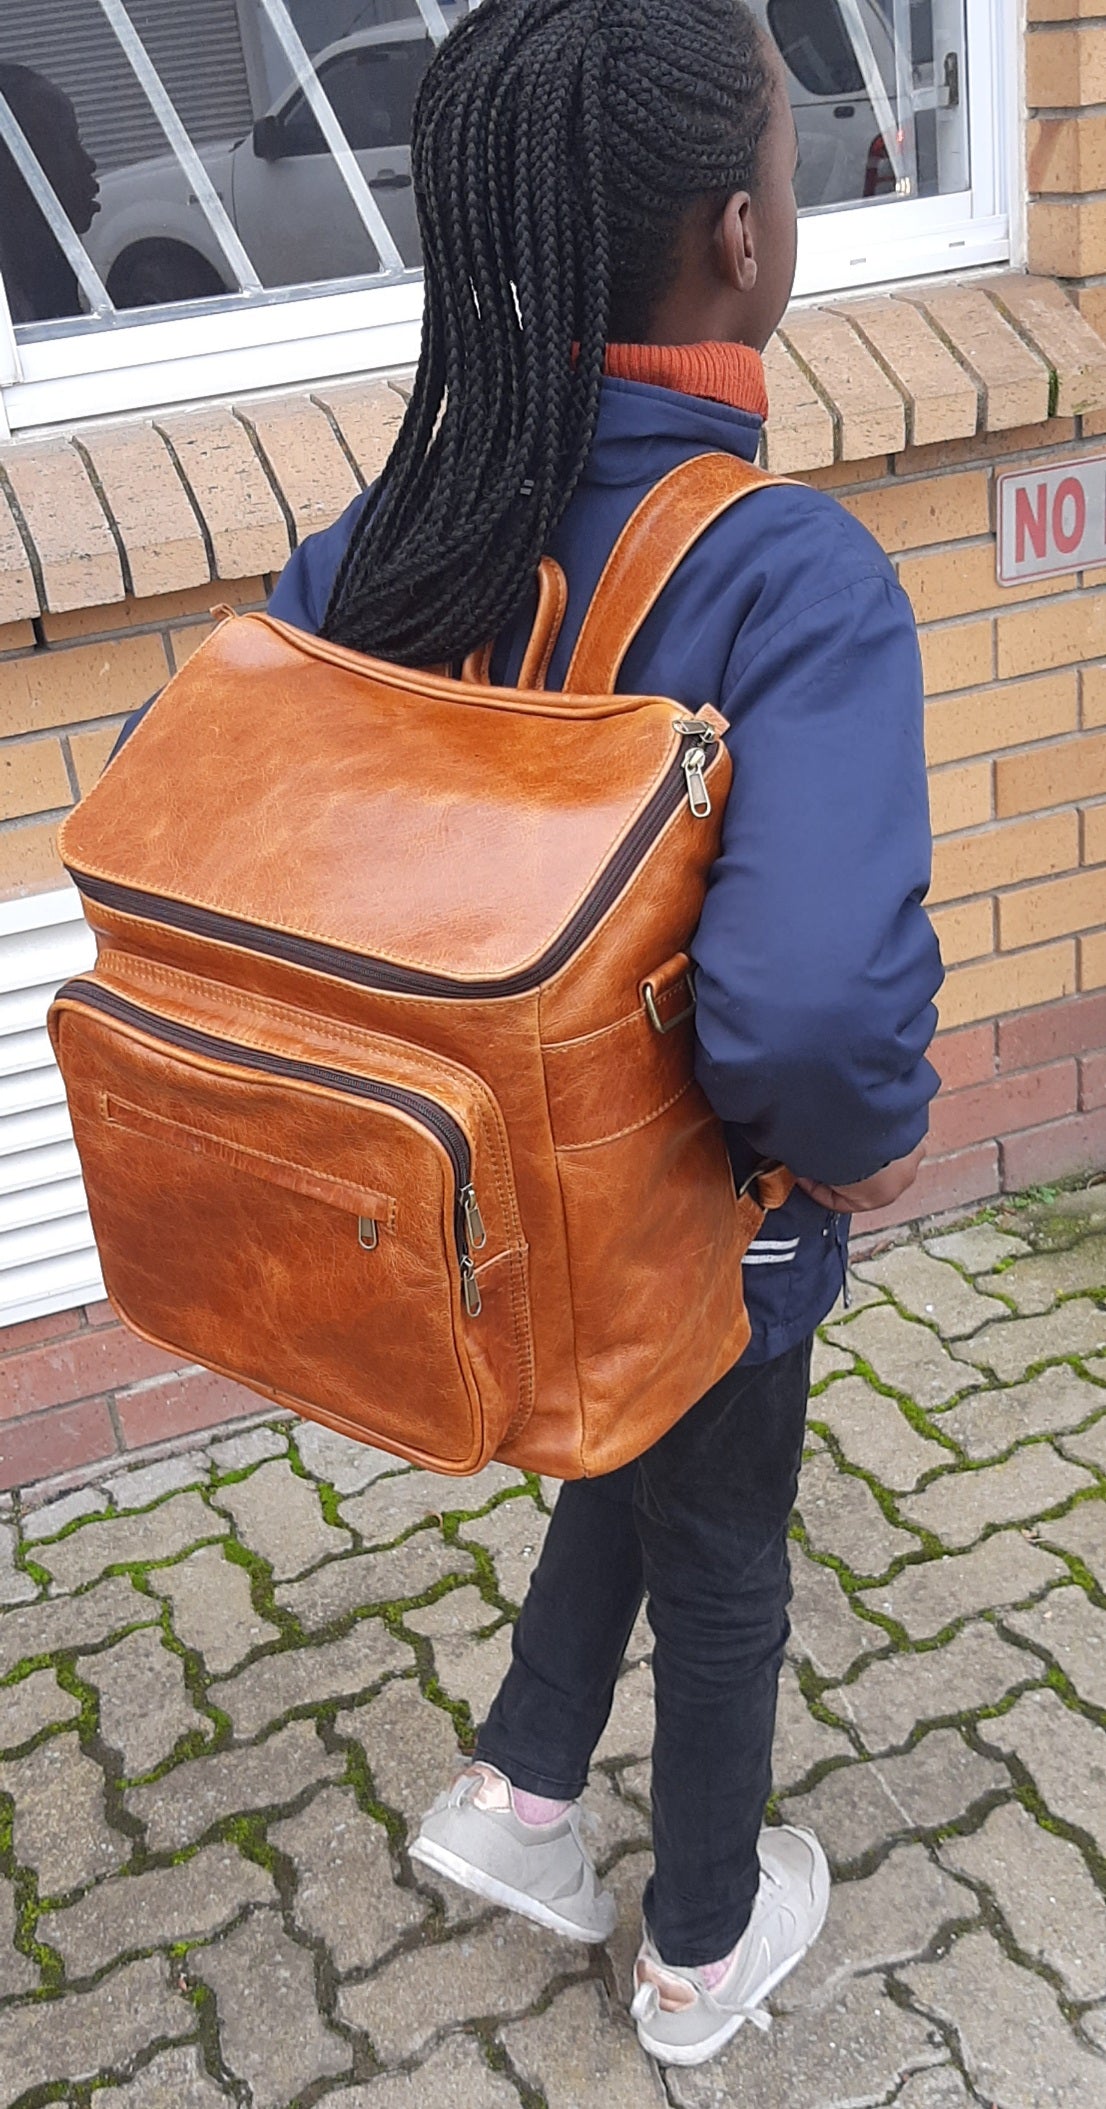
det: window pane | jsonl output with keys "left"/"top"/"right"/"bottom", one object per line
{"left": 761, "top": 0, "right": 970, "bottom": 213}
{"left": 0, "top": 0, "right": 473, "bottom": 329}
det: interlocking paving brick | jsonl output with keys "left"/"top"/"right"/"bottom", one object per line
{"left": 21, "top": 1485, "right": 107, "bottom": 1541}
{"left": 974, "top": 1236, "right": 1106, "bottom": 1317}
{"left": 1060, "top": 1413, "right": 1106, "bottom": 1475}
{"left": 458, "top": 1493, "right": 548, "bottom": 1605}
{"left": 664, "top": 1973, "right": 946, "bottom": 2109}
{"left": 855, "top": 1247, "right": 1008, "bottom": 1337}
{"left": 212, "top": 1459, "right": 350, "bottom": 1580}
{"left": 213, "top": 1621, "right": 410, "bottom": 1737}
{"left": 1037, "top": 1497, "right": 1106, "bottom": 1582}
{"left": 353, "top": 1677, "right": 460, "bottom": 1835}
{"left": 330, "top": 2034, "right": 522, "bottom": 2108}
{"left": 104, "top": 1455, "right": 208, "bottom": 1508}
{"left": 825, "top": 1303, "right": 984, "bottom": 1408}
{"left": 771, "top": 1661, "right": 853, "bottom": 1789}
{"left": 904, "top": 1930, "right": 1106, "bottom": 2108}
{"left": 127, "top": 1717, "right": 344, "bottom": 1851}
{"left": 901, "top": 1448, "right": 1094, "bottom": 1549}
{"left": 780, "top": 1843, "right": 973, "bottom": 2011}
{"left": 338, "top": 1915, "right": 573, "bottom": 2060}
{"left": 940, "top": 1802, "right": 1106, "bottom": 2002}
{"left": 979, "top": 1689, "right": 1106, "bottom": 1848}
{"left": 893, "top": 2071, "right": 976, "bottom": 2109}
{"left": 808, "top": 1377, "right": 949, "bottom": 1491}
{"left": 42, "top": 1840, "right": 273, "bottom": 1976}
{"left": 1004, "top": 1584, "right": 1106, "bottom": 1708}
{"left": 926, "top": 1226, "right": 1030, "bottom": 1274}
{"left": 277, "top": 1537, "right": 472, "bottom": 1631}
{"left": 0, "top": 1954, "right": 191, "bottom": 2104}
{"left": 863, "top": 1532, "right": 1066, "bottom": 1640}
{"left": 0, "top": 1572, "right": 152, "bottom": 1678}
{"left": 504, "top": 1979, "right": 665, "bottom": 2107}
{"left": 293, "top": 1422, "right": 400, "bottom": 1493}
{"left": 833, "top": 1621, "right": 1030, "bottom": 1752}
{"left": 206, "top": 1425, "right": 288, "bottom": 1474}
{"left": 939, "top": 1368, "right": 1103, "bottom": 1459}
{"left": 810, "top": 1338, "right": 853, "bottom": 1385}
{"left": 0, "top": 1869, "right": 37, "bottom": 1994}
{"left": 94, "top": 2044, "right": 232, "bottom": 2107}
{"left": 780, "top": 1730, "right": 1007, "bottom": 1864}
{"left": 0, "top": 1734, "right": 126, "bottom": 1894}
{"left": 341, "top": 1464, "right": 524, "bottom": 1545}
{"left": 149, "top": 1542, "right": 279, "bottom": 1673}
{"left": 0, "top": 1665, "right": 81, "bottom": 1751}
{"left": 38, "top": 1494, "right": 226, "bottom": 1593}
{"left": 787, "top": 1547, "right": 887, "bottom": 1678}
{"left": 0, "top": 1518, "right": 35, "bottom": 1604}
{"left": 193, "top": 1910, "right": 350, "bottom": 2107}
{"left": 953, "top": 1300, "right": 1106, "bottom": 1382}
{"left": 406, "top": 1587, "right": 513, "bottom": 1730}
{"left": 272, "top": 1783, "right": 424, "bottom": 1968}
{"left": 90, "top": 1627, "right": 206, "bottom": 1776}
{"left": 795, "top": 1451, "right": 917, "bottom": 1574}
{"left": 595, "top": 1659, "right": 655, "bottom": 1764}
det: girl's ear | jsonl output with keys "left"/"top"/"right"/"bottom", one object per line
{"left": 714, "top": 191, "right": 758, "bottom": 296}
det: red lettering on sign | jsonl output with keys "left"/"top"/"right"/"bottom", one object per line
{"left": 1053, "top": 476, "right": 1087, "bottom": 555}
{"left": 1015, "top": 482, "right": 1049, "bottom": 564}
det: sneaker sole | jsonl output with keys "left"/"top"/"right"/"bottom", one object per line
{"left": 409, "top": 1834, "right": 616, "bottom": 1945}
{"left": 634, "top": 1879, "right": 831, "bottom": 2067}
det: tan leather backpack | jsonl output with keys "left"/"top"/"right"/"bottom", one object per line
{"left": 50, "top": 452, "right": 791, "bottom": 1480}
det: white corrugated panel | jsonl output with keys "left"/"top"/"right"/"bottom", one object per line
{"left": 0, "top": 888, "right": 103, "bottom": 1327}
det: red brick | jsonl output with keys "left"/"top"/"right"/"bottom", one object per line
{"left": 930, "top": 1062, "right": 1078, "bottom": 1155}
{"left": 0, "top": 1399, "right": 116, "bottom": 1493}
{"left": 997, "top": 989, "right": 1106, "bottom": 1072}
{"left": 115, "top": 1367, "right": 265, "bottom": 1450}
{"left": 83, "top": 1299, "right": 118, "bottom": 1329}
{"left": 931, "top": 1023, "right": 996, "bottom": 1094}
{"left": 1001, "top": 1107, "right": 1106, "bottom": 1188}
{"left": 0, "top": 1329, "right": 183, "bottom": 1423}
{"left": 1081, "top": 1049, "right": 1106, "bottom": 1110}
{"left": 854, "top": 1143, "right": 1000, "bottom": 1235}
{"left": 0, "top": 1309, "right": 85, "bottom": 1356}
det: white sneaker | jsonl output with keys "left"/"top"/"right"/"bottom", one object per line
{"left": 630, "top": 1824, "right": 830, "bottom": 2066}
{"left": 410, "top": 1762, "right": 617, "bottom": 1943}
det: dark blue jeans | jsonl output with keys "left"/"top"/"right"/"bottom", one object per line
{"left": 475, "top": 1337, "right": 812, "bottom": 1966}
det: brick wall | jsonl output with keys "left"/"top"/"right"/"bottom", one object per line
{"left": 0, "top": 285, "right": 1105, "bottom": 1285}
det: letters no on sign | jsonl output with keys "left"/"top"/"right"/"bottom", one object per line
{"left": 997, "top": 455, "right": 1106, "bottom": 586}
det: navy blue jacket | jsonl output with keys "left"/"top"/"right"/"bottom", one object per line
{"left": 266, "top": 373, "right": 942, "bottom": 1363}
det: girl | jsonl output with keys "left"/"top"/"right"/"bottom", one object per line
{"left": 270, "top": 0, "right": 941, "bottom": 2067}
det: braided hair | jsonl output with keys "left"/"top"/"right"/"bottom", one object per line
{"left": 322, "top": 0, "right": 772, "bottom": 665}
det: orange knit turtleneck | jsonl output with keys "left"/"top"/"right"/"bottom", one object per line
{"left": 602, "top": 340, "right": 768, "bottom": 420}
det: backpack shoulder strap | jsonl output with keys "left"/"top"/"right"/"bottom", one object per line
{"left": 565, "top": 453, "right": 785, "bottom": 695}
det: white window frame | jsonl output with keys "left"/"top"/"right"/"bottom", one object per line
{"left": 0, "top": 0, "right": 1018, "bottom": 438}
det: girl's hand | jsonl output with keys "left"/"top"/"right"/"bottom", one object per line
{"left": 796, "top": 1139, "right": 927, "bottom": 1218}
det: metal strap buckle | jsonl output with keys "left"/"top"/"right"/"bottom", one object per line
{"left": 643, "top": 977, "right": 696, "bottom": 1036}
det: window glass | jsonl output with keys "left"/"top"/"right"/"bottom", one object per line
{"left": 760, "top": 0, "right": 970, "bottom": 213}
{"left": 0, "top": 0, "right": 974, "bottom": 343}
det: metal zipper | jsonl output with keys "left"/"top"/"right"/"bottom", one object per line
{"left": 57, "top": 978, "right": 486, "bottom": 1311}
{"left": 66, "top": 726, "right": 722, "bottom": 1006}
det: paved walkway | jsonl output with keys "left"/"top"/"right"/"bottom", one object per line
{"left": 1, "top": 1189, "right": 1105, "bottom": 2109}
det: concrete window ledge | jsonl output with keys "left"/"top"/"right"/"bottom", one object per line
{"left": 1, "top": 274, "right": 1106, "bottom": 629}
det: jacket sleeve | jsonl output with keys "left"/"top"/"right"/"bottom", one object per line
{"left": 692, "top": 567, "right": 943, "bottom": 1188}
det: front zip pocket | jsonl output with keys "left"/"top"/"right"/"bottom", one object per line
{"left": 50, "top": 977, "right": 531, "bottom": 1473}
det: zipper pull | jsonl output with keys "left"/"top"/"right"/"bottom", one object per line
{"left": 461, "top": 1257, "right": 483, "bottom": 1317}
{"left": 673, "top": 718, "right": 717, "bottom": 820}
{"left": 461, "top": 1185, "right": 487, "bottom": 1252}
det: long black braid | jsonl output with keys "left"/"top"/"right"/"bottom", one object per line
{"left": 322, "top": 0, "right": 772, "bottom": 666}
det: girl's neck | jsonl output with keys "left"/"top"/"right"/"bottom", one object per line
{"left": 603, "top": 340, "right": 768, "bottom": 420}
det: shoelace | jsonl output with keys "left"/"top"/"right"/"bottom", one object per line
{"left": 630, "top": 1977, "right": 772, "bottom": 2032}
